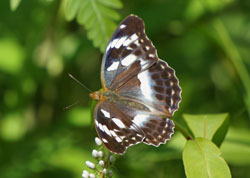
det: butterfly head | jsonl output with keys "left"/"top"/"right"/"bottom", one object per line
{"left": 89, "top": 89, "right": 106, "bottom": 101}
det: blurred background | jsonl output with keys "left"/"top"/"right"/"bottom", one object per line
{"left": 0, "top": 0, "right": 250, "bottom": 177}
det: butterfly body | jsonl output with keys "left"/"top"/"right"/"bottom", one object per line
{"left": 90, "top": 15, "right": 181, "bottom": 154}
{"left": 90, "top": 90, "right": 154, "bottom": 112}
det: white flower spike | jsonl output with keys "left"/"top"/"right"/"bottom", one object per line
{"left": 95, "top": 137, "right": 102, "bottom": 146}
{"left": 98, "top": 160, "right": 105, "bottom": 167}
{"left": 92, "top": 149, "right": 98, "bottom": 158}
{"left": 82, "top": 170, "right": 89, "bottom": 178}
{"left": 85, "top": 161, "right": 95, "bottom": 169}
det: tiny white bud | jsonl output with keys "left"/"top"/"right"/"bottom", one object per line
{"left": 98, "top": 151, "right": 103, "bottom": 158}
{"left": 85, "top": 161, "right": 95, "bottom": 169}
{"left": 89, "top": 173, "right": 95, "bottom": 178}
{"left": 82, "top": 170, "right": 89, "bottom": 178}
{"left": 82, "top": 174, "right": 89, "bottom": 178}
{"left": 109, "top": 155, "right": 115, "bottom": 162}
{"left": 95, "top": 137, "right": 102, "bottom": 146}
{"left": 98, "top": 160, "right": 105, "bottom": 167}
{"left": 92, "top": 150, "right": 98, "bottom": 158}
{"left": 102, "top": 168, "right": 107, "bottom": 174}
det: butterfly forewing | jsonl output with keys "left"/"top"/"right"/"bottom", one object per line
{"left": 101, "top": 15, "right": 158, "bottom": 89}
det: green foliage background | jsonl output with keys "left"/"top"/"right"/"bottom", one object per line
{"left": 0, "top": 0, "right": 250, "bottom": 177}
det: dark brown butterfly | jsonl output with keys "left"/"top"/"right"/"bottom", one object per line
{"left": 89, "top": 15, "right": 181, "bottom": 154}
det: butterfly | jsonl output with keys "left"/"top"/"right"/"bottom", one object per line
{"left": 89, "top": 15, "right": 181, "bottom": 154}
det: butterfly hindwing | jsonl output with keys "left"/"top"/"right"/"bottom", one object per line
{"left": 94, "top": 101, "right": 145, "bottom": 154}
{"left": 94, "top": 99, "right": 175, "bottom": 154}
{"left": 118, "top": 59, "right": 181, "bottom": 116}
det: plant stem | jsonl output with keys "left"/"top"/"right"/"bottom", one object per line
{"left": 213, "top": 19, "right": 250, "bottom": 117}
{"left": 174, "top": 121, "right": 193, "bottom": 140}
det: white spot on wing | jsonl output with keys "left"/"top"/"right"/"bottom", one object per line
{"left": 115, "top": 136, "right": 122, "bottom": 142}
{"left": 121, "top": 54, "right": 137, "bottom": 66}
{"left": 115, "top": 36, "right": 127, "bottom": 49}
{"left": 136, "top": 133, "right": 142, "bottom": 137}
{"left": 127, "top": 46, "right": 133, "bottom": 50}
{"left": 130, "top": 34, "right": 138, "bottom": 41}
{"left": 170, "top": 98, "right": 173, "bottom": 106}
{"left": 120, "top": 135, "right": 126, "bottom": 139}
{"left": 107, "top": 61, "right": 119, "bottom": 71}
{"left": 149, "top": 54, "right": 155, "bottom": 58}
{"left": 138, "top": 70, "right": 154, "bottom": 101}
{"left": 103, "top": 125, "right": 112, "bottom": 136}
{"left": 120, "top": 24, "right": 126, "bottom": 29}
{"left": 110, "top": 130, "right": 122, "bottom": 142}
{"left": 160, "top": 64, "right": 165, "bottom": 69}
{"left": 102, "top": 138, "right": 108, "bottom": 143}
{"left": 134, "top": 40, "right": 140, "bottom": 46}
{"left": 101, "top": 109, "right": 110, "bottom": 118}
{"left": 171, "top": 90, "right": 175, "bottom": 95}
{"left": 112, "top": 118, "right": 126, "bottom": 128}
{"left": 110, "top": 38, "right": 119, "bottom": 48}
{"left": 139, "top": 59, "right": 147, "bottom": 66}
{"left": 98, "top": 123, "right": 104, "bottom": 132}
{"left": 110, "top": 130, "right": 117, "bottom": 137}
{"left": 123, "top": 34, "right": 138, "bottom": 46}
{"left": 133, "top": 114, "right": 149, "bottom": 127}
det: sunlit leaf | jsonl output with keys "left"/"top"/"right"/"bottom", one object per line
{"left": 183, "top": 113, "right": 229, "bottom": 143}
{"left": 62, "top": 0, "right": 123, "bottom": 52}
{"left": 62, "top": 0, "right": 82, "bottom": 21}
{"left": 10, "top": 0, "right": 22, "bottom": 11}
{"left": 0, "top": 113, "right": 27, "bottom": 141}
{"left": 185, "top": 0, "right": 233, "bottom": 21}
{"left": 183, "top": 138, "right": 231, "bottom": 178}
{"left": 99, "top": 0, "right": 122, "bottom": 8}
{"left": 0, "top": 38, "right": 25, "bottom": 74}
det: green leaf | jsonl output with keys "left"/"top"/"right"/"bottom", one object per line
{"left": 10, "top": 0, "right": 22, "bottom": 11}
{"left": 221, "top": 127, "right": 250, "bottom": 165}
{"left": 62, "top": 0, "right": 82, "bottom": 21}
{"left": 62, "top": 0, "right": 122, "bottom": 52}
{"left": 183, "top": 138, "right": 231, "bottom": 178}
{"left": 183, "top": 113, "right": 229, "bottom": 142}
{"left": 98, "top": 0, "right": 122, "bottom": 8}
{"left": 212, "top": 115, "right": 229, "bottom": 147}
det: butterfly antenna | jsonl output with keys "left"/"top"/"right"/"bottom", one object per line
{"left": 68, "top": 73, "right": 93, "bottom": 92}
{"left": 63, "top": 101, "right": 79, "bottom": 110}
